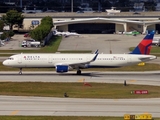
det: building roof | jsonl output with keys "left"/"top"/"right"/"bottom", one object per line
{"left": 54, "top": 17, "right": 160, "bottom": 26}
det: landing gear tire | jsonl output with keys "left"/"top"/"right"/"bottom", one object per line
{"left": 77, "top": 70, "right": 81, "bottom": 75}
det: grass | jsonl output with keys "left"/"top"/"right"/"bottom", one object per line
{"left": 1, "top": 116, "right": 159, "bottom": 120}
{"left": 0, "top": 116, "right": 159, "bottom": 120}
{"left": 0, "top": 82, "right": 160, "bottom": 99}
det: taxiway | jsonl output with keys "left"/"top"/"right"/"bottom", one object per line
{"left": 0, "top": 71, "right": 160, "bottom": 117}
{"left": 0, "top": 71, "right": 160, "bottom": 86}
{"left": 0, "top": 95, "right": 160, "bottom": 117}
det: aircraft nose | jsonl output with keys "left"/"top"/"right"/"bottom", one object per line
{"left": 2, "top": 60, "right": 8, "bottom": 66}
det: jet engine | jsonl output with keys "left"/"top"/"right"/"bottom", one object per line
{"left": 56, "top": 65, "right": 69, "bottom": 73}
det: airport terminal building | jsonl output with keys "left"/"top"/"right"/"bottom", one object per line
{"left": 2, "top": 12, "right": 160, "bottom": 34}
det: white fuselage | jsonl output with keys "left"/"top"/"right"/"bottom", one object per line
{"left": 3, "top": 53, "right": 156, "bottom": 69}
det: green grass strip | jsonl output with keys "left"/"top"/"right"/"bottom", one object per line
{"left": 0, "top": 82, "right": 160, "bottom": 99}
{"left": 0, "top": 116, "right": 159, "bottom": 120}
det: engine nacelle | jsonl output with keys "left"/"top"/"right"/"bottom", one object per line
{"left": 56, "top": 65, "right": 69, "bottom": 73}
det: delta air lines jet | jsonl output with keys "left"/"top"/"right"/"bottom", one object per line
{"left": 3, "top": 31, "right": 157, "bottom": 75}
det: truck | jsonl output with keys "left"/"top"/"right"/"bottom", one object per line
{"left": 152, "top": 37, "right": 160, "bottom": 46}
{"left": 21, "top": 40, "right": 40, "bottom": 47}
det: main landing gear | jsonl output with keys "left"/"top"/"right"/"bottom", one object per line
{"left": 19, "top": 68, "right": 22, "bottom": 75}
{"left": 77, "top": 69, "right": 81, "bottom": 75}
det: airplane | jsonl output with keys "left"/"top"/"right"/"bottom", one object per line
{"left": 63, "top": 32, "right": 80, "bottom": 37}
{"left": 2, "top": 31, "right": 157, "bottom": 75}
{"left": 53, "top": 29, "right": 80, "bottom": 37}
{"left": 53, "top": 29, "right": 64, "bottom": 36}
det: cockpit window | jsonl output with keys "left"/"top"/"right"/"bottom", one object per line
{"left": 7, "top": 57, "right": 14, "bottom": 60}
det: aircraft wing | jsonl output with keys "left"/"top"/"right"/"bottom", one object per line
{"left": 54, "top": 53, "right": 98, "bottom": 67}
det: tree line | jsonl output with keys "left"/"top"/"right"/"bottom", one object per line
{"left": 0, "top": 10, "right": 53, "bottom": 42}
{"left": 30, "top": 16, "right": 53, "bottom": 42}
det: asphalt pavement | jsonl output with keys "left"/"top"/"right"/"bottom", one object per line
{"left": 58, "top": 34, "right": 160, "bottom": 54}
{"left": 0, "top": 34, "right": 40, "bottom": 50}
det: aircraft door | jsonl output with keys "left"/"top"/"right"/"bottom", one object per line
{"left": 127, "top": 55, "right": 132, "bottom": 63}
{"left": 86, "top": 56, "right": 91, "bottom": 61}
{"left": 48, "top": 55, "right": 52, "bottom": 63}
{"left": 18, "top": 54, "right": 22, "bottom": 64}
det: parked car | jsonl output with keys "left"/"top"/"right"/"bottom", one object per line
{"left": 24, "top": 33, "right": 30, "bottom": 37}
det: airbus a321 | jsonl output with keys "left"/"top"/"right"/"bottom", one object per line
{"left": 3, "top": 31, "right": 157, "bottom": 75}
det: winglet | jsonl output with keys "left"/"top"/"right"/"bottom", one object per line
{"left": 94, "top": 49, "right": 99, "bottom": 54}
{"left": 130, "top": 30, "right": 155, "bottom": 55}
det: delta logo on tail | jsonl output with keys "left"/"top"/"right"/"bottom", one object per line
{"left": 130, "top": 30, "right": 155, "bottom": 55}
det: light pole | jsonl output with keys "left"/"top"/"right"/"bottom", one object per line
{"left": 34, "top": 5, "right": 36, "bottom": 13}
{"left": 24, "top": 6, "right": 26, "bottom": 13}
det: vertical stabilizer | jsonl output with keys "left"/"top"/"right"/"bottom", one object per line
{"left": 130, "top": 30, "right": 155, "bottom": 55}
